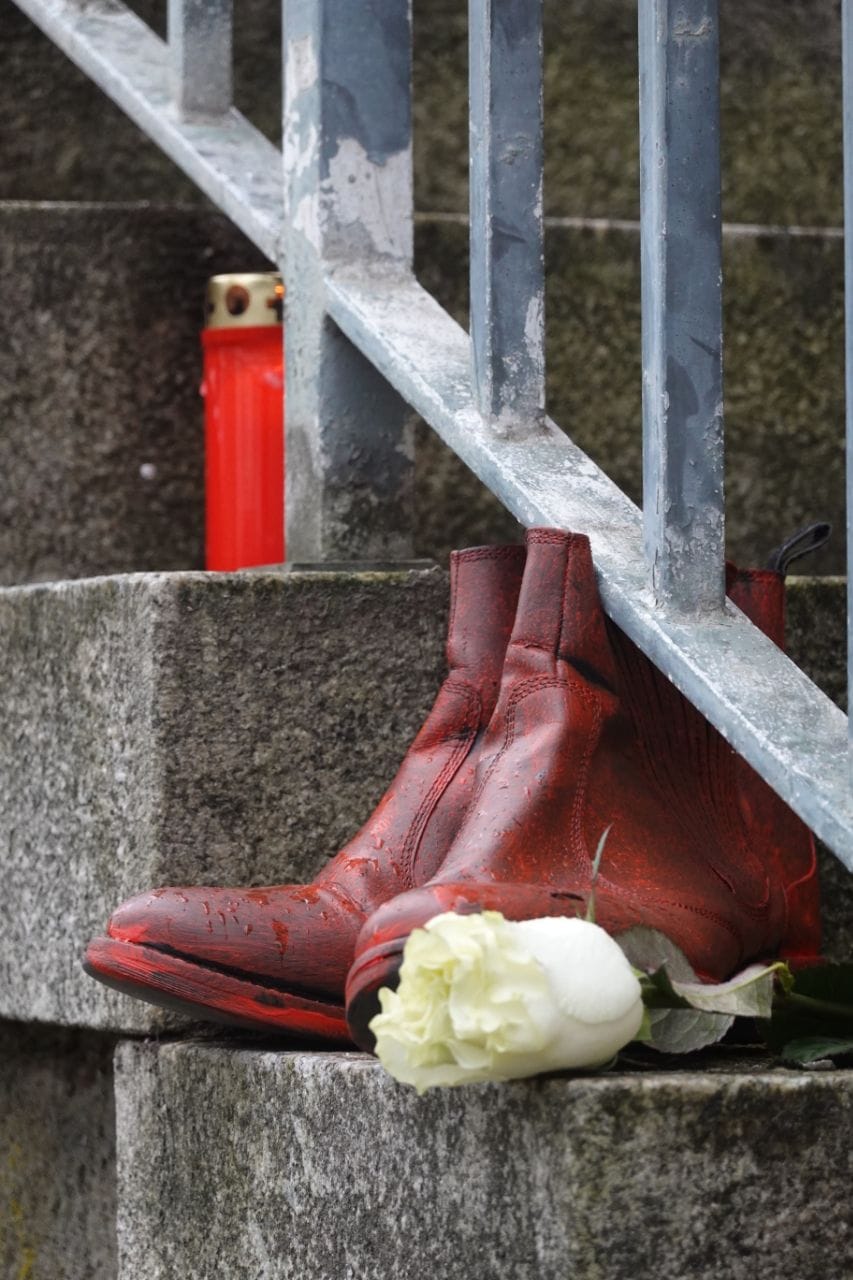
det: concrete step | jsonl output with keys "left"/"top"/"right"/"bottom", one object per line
{"left": 0, "top": 201, "right": 844, "bottom": 582}
{"left": 0, "top": 567, "right": 446, "bottom": 1033}
{"left": 113, "top": 1039, "right": 853, "bottom": 1280}
{"left": 2, "top": 0, "right": 844, "bottom": 227}
{"left": 0, "top": 1020, "right": 116, "bottom": 1280}
{"left": 0, "top": 567, "right": 847, "bottom": 1039}
{"left": 0, "top": 568, "right": 845, "bottom": 1280}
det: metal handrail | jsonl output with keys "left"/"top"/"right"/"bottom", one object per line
{"left": 11, "top": 0, "right": 853, "bottom": 868}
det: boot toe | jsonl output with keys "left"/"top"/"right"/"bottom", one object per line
{"left": 345, "top": 881, "right": 593, "bottom": 1049}
{"left": 107, "top": 886, "right": 191, "bottom": 947}
{"left": 106, "top": 882, "right": 362, "bottom": 998}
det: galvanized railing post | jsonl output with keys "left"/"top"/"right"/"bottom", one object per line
{"left": 282, "top": 0, "right": 415, "bottom": 562}
{"left": 168, "top": 0, "right": 233, "bottom": 119}
{"left": 639, "top": 0, "right": 725, "bottom": 614}
{"left": 469, "top": 0, "right": 545, "bottom": 431}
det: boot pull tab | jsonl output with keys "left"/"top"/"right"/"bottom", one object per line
{"left": 766, "top": 522, "right": 832, "bottom": 576}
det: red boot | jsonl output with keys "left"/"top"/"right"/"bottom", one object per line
{"left": 84, "top": 545, "right": 526, "bottom": 1040}
{"left": 605, "top": 523, "right": 825, "bottom": 969}
{"left": 725, "top": 523, "right": 829, "bottom": 963}
{"left": 346, "top": 529, "right": 790, "bottom": 1049}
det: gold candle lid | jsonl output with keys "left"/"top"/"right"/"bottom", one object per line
{"left": 205, "top": 272, "right": 285, "bottom": 329}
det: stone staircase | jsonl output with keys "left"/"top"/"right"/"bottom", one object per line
{"left": 112, "top": 1042, "right": 853, "bottom": 1280}
{"left": 2, "top": 2, "right": 852, "bottom": 1277}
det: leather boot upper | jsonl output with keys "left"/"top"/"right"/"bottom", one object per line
{"left": 351, "top": 529, "right": 792, "bottom": 987}
{"left": 103, "top": 545, "right": 526, "bottom": 1000}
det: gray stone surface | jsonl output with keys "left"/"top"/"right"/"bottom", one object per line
{"left": 0, "top": 202, "right": 271, "bottom": 586}
{"left": 0, "top": 1020, "right": 116, "bottom": 1280}
{"left": 1, "top": 201, "right": 845, "bottom": 582}
{"left": 114, "top": 1040, "right": 853, "bottom": 1280}
{"left": 2, "top": 0, "right": 845, "bottom": 227}
{"left": 0, "top": 0, "right": 264, "bottom": 205}
{"left": 1, "top": 565, "right": 847, "bottom": 1031}
{"left": 0, "top": 568, "right": 447, "bottom": 1032}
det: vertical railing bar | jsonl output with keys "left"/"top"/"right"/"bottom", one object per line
{"left": 282, "top": 0, "right": 416, "bottom": 561}
{"left": 167, "top": 0, "right": 233, "bottom": 120}
{"left": 844, "top": 0, "right": 853, "bottom": 780}
{"left": 639, "top": 0, "right": 725, "bottom": 614}
{"left": 469, "top": 0, "right": 545, "bottom": 430}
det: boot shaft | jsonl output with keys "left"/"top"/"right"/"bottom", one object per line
{"left": 612, "top": 546, "right": 819, "bottom": 961}
{"left": 446, "top": 545, "right": 526, "bottom": 718}
{"left": 504, "top": 529, "right": 618, "bottom": 689}
{"left": 319, "top": 542, "right": 527, "bottom": 898}
{"left": 361, "top": 527, "right": 786, "bottom": 995}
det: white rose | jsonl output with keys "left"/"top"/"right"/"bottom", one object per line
{"left": 369, "top": 910, "right": 643, "bottom": 1093}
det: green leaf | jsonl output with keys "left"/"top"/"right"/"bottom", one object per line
{"left": 644, "top": 1006, "right": 733, "bottom": 1054}
{"left": 619, "top": 930, "right": 731, "bottom": 1053}
{"left": 620, "top": 929, "right": 786, "bottom": 1018}
{"left": 779, "top": 1036, "right": 853, "bottom": 1066}
{"left": 619, "top": 929, "right": 786, "bottom": 1053}
{"left": 667, "top": 963, "right": 787, "bottom": 1019}
{"left": 617, "top": 927, "right": 696, "bottom": 982}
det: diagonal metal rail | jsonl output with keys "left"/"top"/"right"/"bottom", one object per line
{"left": 326, "top": 272, "right": 852, "bottom": 865}
{"left": 14, "top": 0, "right": 282, "bottom": 261}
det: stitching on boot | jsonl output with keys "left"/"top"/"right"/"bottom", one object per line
{"left": 454, "top": 546, "right": 526, "bottom": 563}
{"left": 469, "top": 675, "right": 593, "bottom": 814}
{"left": 400, "top": 681, "right": 481, "bottom": 890}
{"left": 525, "top": 529, "right": 575, "bottom": 547}
{"left": 567, "top": 673, "right": 606, "bottom": 880}
{"left": 557, "top": 531, "right": 576, "bottom": 658}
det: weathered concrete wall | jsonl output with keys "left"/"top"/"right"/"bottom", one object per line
{"left": 0, "top": 204, "right": 269, "bottom": 585}
{"left": 1, "top": 0, "right": 844, "bottom": 226}
{"left": 0, "top": 569, "right": 447, "bottom": 1031}
{"left": 1, "top": 4, "right": 846, "bottom": 575}
{"left": 414, "top": 0, "right": 843, "bottom": 226}
{"left": 114, "top": 1040, "right": 853, "bottom": 1280}
{"left": 0, "top": 204, "right": 843, "bottom": 582}
{"left": 787, "top": 577, "right": 846, "bottom": 713}
{"left": 0, "top": 1021, "right": 116, "bottom": 1280}
{"left": 417, "top": 223, "right": 844, "bottom": 574}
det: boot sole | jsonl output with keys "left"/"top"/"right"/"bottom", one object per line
{"left": 84, "top": 937, "right": 352, "bottom": 1043}
{"left": 345, "top": 937, "right": 406, "bottom": 1051}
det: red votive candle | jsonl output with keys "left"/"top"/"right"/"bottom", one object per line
{"left": 201, "top": 272, "right": 285, "bottom": 570}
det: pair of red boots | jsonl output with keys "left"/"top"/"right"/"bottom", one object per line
{"left": 85, "top": 527, "right": 822, "bottom": 1050}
